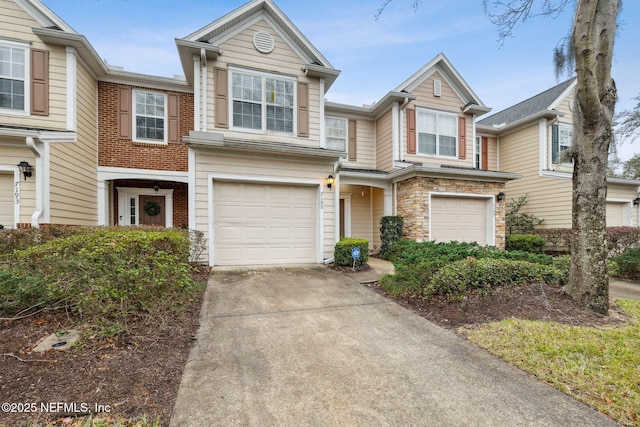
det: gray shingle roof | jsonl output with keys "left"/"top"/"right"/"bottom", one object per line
{"left": 478, "top": 78, "right": 576, "bottom": 127}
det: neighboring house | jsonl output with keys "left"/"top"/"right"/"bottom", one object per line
{"left": 477, "top": 79, "right": 640, "bottom": 229}
{"left": 2, "top": 0, "right": 525, "bottom": 266}
{"left": 0, "top": 0, "right": 98, "bottom": 229}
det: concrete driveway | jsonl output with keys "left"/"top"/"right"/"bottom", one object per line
{"left": 170, "top": 266, "right": 617, "bottom": 427}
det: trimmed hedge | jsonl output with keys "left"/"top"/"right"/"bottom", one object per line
{"left": 534, "top": 227, "right": 640, "bottom": 257}
{"left": 611, "top": 247, "right": 640, "bottom": 279}
{"left": 506, "top": 234, "right": 545, "bottom": 253}
{"left": 426, "top": 257, "right": 567, "bottom": 300}
{"left": 379, "top": 216, "right": 403, "bottom": 258}
{"left": 334, "top": 238, "right": 369, "bottom": 267}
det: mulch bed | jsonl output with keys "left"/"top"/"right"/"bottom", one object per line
{"left": 0, "top": 266, "right": 209, "bottom": 427}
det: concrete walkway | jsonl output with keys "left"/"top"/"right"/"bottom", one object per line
{"left": 170, "top": 264, "right": 617, "bottom": 426}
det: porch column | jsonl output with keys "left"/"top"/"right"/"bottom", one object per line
{"left": 384, "top": 188, "right": 393, "bottom": 216}
{"left": 97, "top": 180, "right": 108, "bottom": 225}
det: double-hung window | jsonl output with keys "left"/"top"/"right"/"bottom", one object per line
{"left": 416, "top": 108, "right": 457, "bottom": 157}
{"left": 134, "top": 91, "right": 166, "bottom": 143}
{"left": 232, "top": 69, "right": 294, "bottom": 133}
{"left": 0, "top": 42, "right": 26, "bottom": 112}
{"left": 552, "top": 123, "right": 573, "bottom": 164}
{"left": 325, "top": 117, "right": 347, "bottom": 151}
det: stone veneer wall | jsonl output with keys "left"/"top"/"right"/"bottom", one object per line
{"left": 395, "top": 176, "right": 507, "bottom": 249}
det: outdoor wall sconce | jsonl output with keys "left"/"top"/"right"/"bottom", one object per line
{"left": 497, "top": 192, "right": 505, "bottom": 202}
{"left": 633, "top": 197, "right": 640, "bottom": 206}
{"left": 326, "top": 175, "right": 335, "bottom": 189}
{"left": 17, "top": 161, "right": 32, "bottom": 181}
{"left": 153, "top": 182, "right": 160, "bottom": 193}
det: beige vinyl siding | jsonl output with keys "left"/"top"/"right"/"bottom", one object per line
{"left": 371, "top": 187, "right": 384, "bottom": 252}
{"left": 342, "top": 119, "right": 376, "bottom": 170}
{"left": 193, "top": 151, "right": 335, "bottom": 263}
{"left": 0, "top": 0, "right": 67, "bottom": 129}
{"left": 341, "top": 184, "right": 372, "bottom": 244}
{"left": 402, "top": 71, "right": 474, "bottom": 168}
{"left": 500, "top": 123, "right": 573, "bottom": 228}
{"left": 48, "top": 61, "right": 98, "bottom": 225}
{"left": 487, "top": 136, "right": 498, "bottom": 170}
{"left": 376, "top": 110, "right": 393, "bottom": 171}
{"left": 0, "top": 145, "right": 35, "bottom": 225}
{"left": 207, "top": 20, "right": 321, "bottom": 147}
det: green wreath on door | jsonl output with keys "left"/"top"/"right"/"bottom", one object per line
{"left": 144, "top": 201, "right": 161, "bottom": 216}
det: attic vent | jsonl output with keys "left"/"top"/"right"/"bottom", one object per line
{"left": 253, "top": 32, "right": 275, "bottom": 54}
{"left": 433, "top": 79, "right": 442, "bottom": 97}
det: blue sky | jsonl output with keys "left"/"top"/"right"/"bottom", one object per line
{"left": 43, "top": 0, "right": 640, "bottom": 159}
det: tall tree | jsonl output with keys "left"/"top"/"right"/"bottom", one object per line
{"left": 379, "top": 0, "right": 621, "bottom": 313}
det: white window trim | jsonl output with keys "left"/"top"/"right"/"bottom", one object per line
{"left": 340, "top": 193, "right": 352, "bottom": 238}
{"left": 557, "top": 122, "right": 573, "bottom": 165}
{"left": 474, "top": 135, "right": 482, "bottom": 169}
{"left": 416, "top": 107, "right": 458, "bottom": 158}
{"left": 325, "top": 116, "right": 347, "bottom": 154}
{"left": 0, "top": 39, "right": 30, "bottom": 116}
{"left": 116, "top": 187, "right": 174, "bottom": 227}
{"left": 228, "top": 67, "right": 297, "bottom": 135}
{"left": 132, "top": 89, "right": 168, "bottom": 145}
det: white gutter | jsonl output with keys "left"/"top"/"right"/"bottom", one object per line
{"left": 26, "top": 137, "right": 45, "bottom": 227}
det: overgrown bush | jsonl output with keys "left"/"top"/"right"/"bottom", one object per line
{"left": 0, "top": 270, "right": 47, "bottom": 316}
{"left": 506, "top": 195, "right": 544, "bottom": 234}
{"left": 334, "top": 238, "right": 369, "bottom": 267}
{"left": 426, "top": 257, "right": 567, "bottom": 301}
{"left": 505, "top": 234, "right": 545, "bottom": 253}
{"left": 3, "top": 229, "right": 202, "bottom": 333}
{"left": 379, "top": 216, "right": 403, "bottom": 258}
{"left": 611, "top": 246, "right": 640, "bottom": 279}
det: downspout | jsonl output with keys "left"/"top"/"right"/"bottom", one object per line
{"left": 26, "top": 136, "right": 45, "bottom": 227}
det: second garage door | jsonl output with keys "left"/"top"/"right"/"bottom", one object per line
{"left": 213, "top": 181, "right": 317, "bottom": 265}
{"left": 431, "top": 196, "right": 489, "bottom": 245}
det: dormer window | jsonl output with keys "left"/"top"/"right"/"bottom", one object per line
{"left": 231, "top": 68, "right": 294, "bottom": 134}
{"left": 417, "top": 108, "right": 457, "bottom": 157}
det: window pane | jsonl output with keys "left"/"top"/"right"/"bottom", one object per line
{"left": 418, "top": 133, "right": 436, "bottom": 154}
{"left": 418, "top": 111, "right": 436, "bottom": 134}
{"left": 267, "top": 105, "right": 293, "bottom": 132}
{"left": 439, "top": 115, "right": 457, "bottom": 136}
{"left": 233, "top": 100, "right": 262, "bottom": 129}
{"left": 439, "top": 136, "right": 456, "bottom": 156}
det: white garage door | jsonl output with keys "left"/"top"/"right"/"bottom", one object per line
{"left": 606, "top": 202, "right": 626, "bottom": 226}
{"left": 213, "top": 181, "right": 317, "bottom": 265}
{"left": 431, "top": 196, "right": 489, "bottom": 245}
{"left": 0, "top": 173, "right": 15, "bottom": 229}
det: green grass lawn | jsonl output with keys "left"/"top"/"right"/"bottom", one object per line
{"left": 462, "top": 298, "right": 640, "bottom": 426}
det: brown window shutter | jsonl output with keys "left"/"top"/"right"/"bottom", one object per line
{"left": 481, "top": 136, "right": 489, "bottom": 170}
{"left": 348, "top": 119, "right": 357, "bottom": 161}
{"left": 458, "top": 116, "right": 466, "bottom": 160}
{"left": 406, "top": 108, "right": 416, "bottom": 154}
{"left": 168, "top": 93, "right": 180, "bottom": 143}
{"left": 214, "top": 67, "right": 229, "bottom": 129}
{"left": 30, "top": 49, "right": 49, "bottom": 116}
{"left": 297, "top": 81, "right": 309, "bottom": 137}
{"left": 117, "top": 86, "right": 131, "bottom": 139}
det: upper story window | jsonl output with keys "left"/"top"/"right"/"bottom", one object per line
{"left": 231, "top": 69, "right": 294, "bottom": 134}
{"left": 417, "top": 108, "right": 457, "bottom": 157}
{"left": 552, "top": 123, "right": 572, "bottom": 164}
{"left": 325, "top": 117, "right": 347, "bottom": 151}
{"left": 134, "top": 90, "right": 166, "bottom": 143}
{"left": 0, "top": 42, "right": 26, "bottom": 112}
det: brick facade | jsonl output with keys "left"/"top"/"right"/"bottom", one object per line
{"left": 98, "top": 82, "right": 194, "bottom": 171}
{"left": 396, "top": 176, "right": 507, "bottom": 249}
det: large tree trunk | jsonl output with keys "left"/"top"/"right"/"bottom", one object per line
{"left": 564, "top": 0, "right": 618, "bottom": 314}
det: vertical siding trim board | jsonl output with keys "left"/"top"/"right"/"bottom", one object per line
{"left": 30, "top": 49, "right": 49, "bottom": 116}
{"left": 168, "top": 93, "right": 180, "bottom": 143}
{"left": 406, "top": 108, "right": 416, "bottom": 154}
{"left": 297, "top": 81, "right": 309, "bottom": 137}
{"left": 458, "top": 116, "right": 466, "bottom": 160}
{"left": 214, "top": 67, "right": 229, "bottom": 129}
{"left": 117, "top": 86, "right": 132, "bottom": 139}
{"left": 481, "top": 136, "right": 488, "bottom": 170}
{"left": 348, "top": 119, "right": 357, "bottom": 161}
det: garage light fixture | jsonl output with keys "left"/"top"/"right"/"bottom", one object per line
{"left": 326, "top": 175, "right": 335, "bottom": 189}
{"left": 633, "top": 197, "right": 640, "bottom": 206}
{"left": 17, "top": 161, "right": 32, "bottom": 181}
{"left": 496, "top": 192, "right": 505, "bottom": 202}
{"left": 153, "top": 182, "right": 160, "bottom": 193}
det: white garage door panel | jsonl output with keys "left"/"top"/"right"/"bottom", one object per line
{"left": 606, "top": 203, "right": 625, "bottom": 226}
{"left": 214, "top": 181, "right": 317, "bottom": 265}
{"left": 431, "top": 196, "right": 488, "bottom": 245}
{"left": 0, "top": 174, "right": 15, "bottom": 228}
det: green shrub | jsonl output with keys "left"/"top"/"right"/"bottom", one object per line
{"left": 6, "top": 229, "right": 202, "bottom": 332}
{"left": 506, "top": 234, "right": 545, "bottom": 253}
{"left": 0, "top": 270, "right": 46, "bottom": 315}
{"left": 426, "top": 258, "right": 567, "bottom": 300}
{"left": 334, "top": 238, "right": 369, "bottom": 267}
{"left": 379, "top": 216, "right": 403, "bottom": 258}
{"left": 612, "top": 246, "right": 640, "bottom": 279}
